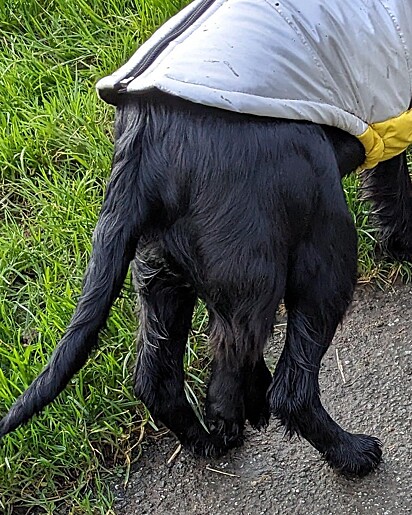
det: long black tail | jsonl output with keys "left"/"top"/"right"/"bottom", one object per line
{"left": 0, "top": 100, "right": 150, "bottom": 438}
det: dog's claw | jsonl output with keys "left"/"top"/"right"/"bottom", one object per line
{"left": 206, "top": 417, "right": 245, "bottom": 449}
{"left": 248, "top": 412, "right": 270, "bottom": 432}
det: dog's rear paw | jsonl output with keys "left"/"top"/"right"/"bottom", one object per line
{"left": 324, "top": 433, "right": 382, "bottom": 477}
{"left": 184, "top": 433, "right": 229, "bottom": 459}
{"left": 246, "top": 403, "right": 270, "bottom": 431}
{"left": 207, "top": 417, "right": 245, "bottom": 449}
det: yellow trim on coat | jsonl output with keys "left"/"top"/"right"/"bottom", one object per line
{"left": 357, "top": 109, "right": 412, "bottom": 169}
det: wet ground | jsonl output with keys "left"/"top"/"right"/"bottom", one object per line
{"left": 113, "top": 284, "right": 412, "bottom": 515}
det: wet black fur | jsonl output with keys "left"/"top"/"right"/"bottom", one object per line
{"left": 1, "top": 91, "right": 412, "bottom": 477}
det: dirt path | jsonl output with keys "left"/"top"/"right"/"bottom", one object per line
{"left": 113, "top": 285, "right": 412, "bottom": 515}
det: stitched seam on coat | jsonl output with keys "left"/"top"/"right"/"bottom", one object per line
{"left": 262, "top": 0, "right": 335, "bottom": 105}
{"left": 376, "top": 0, "right": 412, "bottom": 98}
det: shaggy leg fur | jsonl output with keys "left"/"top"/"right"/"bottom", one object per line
{"left": 205, "top": 299, "right": 278, "bottom": 446}
{"left": 132, "top": 246, "right": 227, "bottom": 457}
{"left": 206, "top": 355, "right": 273, "bottom": 441}
{"left": 362, "top": 152, "right": 412, "bottom": 261}
{"left": 268, "top": 166, "right": 382, "bottom": 476}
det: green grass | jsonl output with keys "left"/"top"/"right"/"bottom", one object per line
{"left": 0, "top": 0, "right": 411, "bottom": 513}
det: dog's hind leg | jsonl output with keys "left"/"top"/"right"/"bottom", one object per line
{"left": 132, "top": 249, "right": 227, "bottom": 457}
{"left": 244, "top": 356, "right": 273, "bottom": 430}
{"left": 362, "top": 151, "right": 412, "bottom": 261}
{"left": 205, "top": 276, "right": 281, "bottom": 447}
{"left": 268, "top": 184, "right": 382, "bottom": 477}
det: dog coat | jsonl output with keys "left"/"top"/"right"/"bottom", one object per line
{"left": 97, "top": 0, "right": 412, "bottom": 170}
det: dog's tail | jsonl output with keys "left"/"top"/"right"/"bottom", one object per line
{"left": 0, "top": 100, "right": 150, "bottom": 438}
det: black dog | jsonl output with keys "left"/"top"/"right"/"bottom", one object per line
{"left": 1, "top": 91, "right": 411, "bottom": 477}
